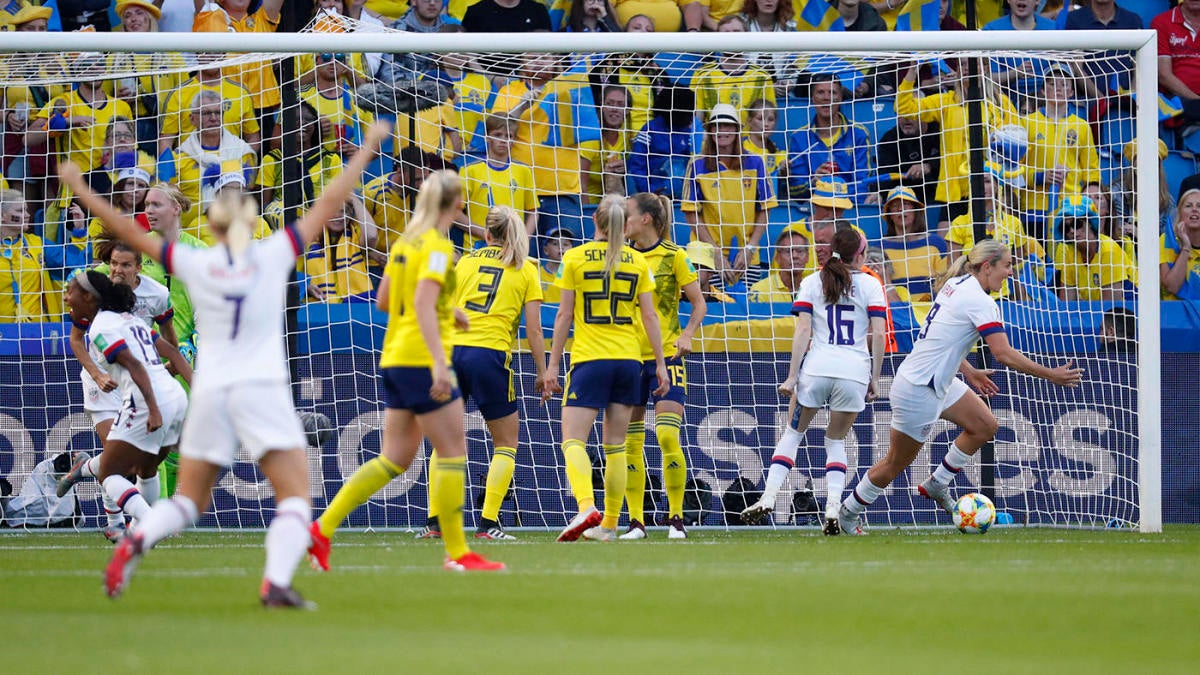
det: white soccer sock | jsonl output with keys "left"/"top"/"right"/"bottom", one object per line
{"left": 824, "top": 438, "right": 848, "bottom": 514}
{"left": 263, "top": 497, "right": 312, "bottom": 589}
{"left": 763, "top": 426, "right": 803, "bottom": 503}
{"left": 80, "top": 455, "right": 101, "bottom": 479}
{"left": 103, "top": 474, "right": 150, "bottom": 521}
{"left": 137, "top": 495, "right": 199, "bottom": 548}
{"left": 137, "top": 475, "right": 160, "bottom": 506}
{"left": 101, "top": 490, "right": 125, "bottom": 529}
{"left": 841, "top": 476, "right": 886, "bottom": 517}
{"left": 931, "top": 442, "right": 973, "bottom": 487}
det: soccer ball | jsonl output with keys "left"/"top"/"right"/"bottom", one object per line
{"left": 952, "top": 493, "right": 996, "bottom": 534}
{"left": 299, "top": 411, "right": 334, "bottom": 448}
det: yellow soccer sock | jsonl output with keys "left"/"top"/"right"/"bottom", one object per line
{"left": 562, "top": 439, "right": 595, "bottom": 512}
{"left": 658, "top": 413, "right": 688, "bottom": 518}
{"left": 318, "top": 455, "right": 404, "bottom": 538}
{"left": 432, "top": 454, "right": 469, "bottom": 560}
{"left": 601, "top": 444, "right": 627, "bottom": 530}
{"left": 623, "top": 422, "right": 646, "bottom": 524}
{"left": 481, "top": 446, "right": 517, "bottom": 522}
{"left": 426, "top": 449, "right": 440, "bottom": 520}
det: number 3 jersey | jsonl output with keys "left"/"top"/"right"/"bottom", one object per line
{"left": 453, "top": 246, "right": 543, "bottom": 354}
{"left": 162, "top": 226, "right": 302, "bottom": 392}
{"left": 87, "top": 310, "right": 185, "bottom": 406}
{"left": 791, "top": 270, "right": 887, "bottom": 384}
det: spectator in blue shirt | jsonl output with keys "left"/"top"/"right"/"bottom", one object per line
{"left": 984, "top": 0, "right": 1057, "bottom": 106}
{"left": 785, "top": 73, "right": 872, "bottom": 203}
{"left": 626, "top": 85, "right": 702, "bottom": 199}
{"left": 377, "top": 0, "right": 461, "bottom": 85}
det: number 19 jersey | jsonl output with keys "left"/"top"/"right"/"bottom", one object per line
{"left": 791, "top": 271, "right": 887, "bottom": 384}
{"left": 555, "top": 242, "right": 655, "bottom": 364}
{"left": 87, "top": 310, "right": 184, "bottom": 405}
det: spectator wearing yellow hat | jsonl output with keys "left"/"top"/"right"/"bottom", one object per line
{"left": 785, "top": 175, "right": 852, "bottom": 245}
{"left": 1, "top": 4, "right": 53, "bottom": 31}
{"left": 684, "top": 240, "right": 735, "bottom": 303}
{"left": 880, "top": 186, "right": 947, "bottom": 301}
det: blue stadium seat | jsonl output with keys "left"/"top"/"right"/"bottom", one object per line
{"left": 845, "top": 204, "right": 884, "bottom": 243}
{"left": 1163, "top": 151, "right": 1197, "bottom": 200}
{"left": 1131, "top": 0, "right": 1169, "bottom": 29}
{"left": 848, "top": 97, "right": 898, "bottom": 146}
{"left": 672, "top": 206, "right": 691, "bottom": 246}
{"left": 779, "top": 97, "right": 809, "bottom": 137}
{"left": 580, "top": 202, "right": 598, "bottom": 242}
{"left": 1098, "top": 113, "right": 1135, "bottom": 157}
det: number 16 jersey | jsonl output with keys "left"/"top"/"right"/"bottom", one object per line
{"left": 791, "top": 271, "right": 887, "bottom": 384}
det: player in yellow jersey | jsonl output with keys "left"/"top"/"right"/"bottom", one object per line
{"left": 310, "top": 169, "right": 505, "bottom": 573}
{"left": 541, "top": 195, "right": 669, "bottom": 543}
{"left": 619, "top": 193, "right": 706, "bottom": 540}
{"left": 421, "top": 206, "right": 548, "bottom": 541}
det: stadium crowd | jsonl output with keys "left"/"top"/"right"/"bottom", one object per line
{"left": 0, "top": 0, "right": 1193, "bottom": 336}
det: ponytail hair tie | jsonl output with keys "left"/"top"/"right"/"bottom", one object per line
{"left": 831, "top": 251, "right": 842, "bottom": 260}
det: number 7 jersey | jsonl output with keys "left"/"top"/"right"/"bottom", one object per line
{"left": 791, "top": 271, "right": 887, "bottom": 384}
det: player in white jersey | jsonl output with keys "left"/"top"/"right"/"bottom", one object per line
{"left": 62, "top": 242, "right": 193, "bottom": 542}
{"left": 58, "top": 270, "right": 189, "bottom": 536}
{"left": 835, "top": 240, "right": 1082, "bottom": 534}
{"left": 741, "top": 229, "right": 887, "bottom": 534}
{"left": 61, "top": 121, "right": 389, "bottom": 609}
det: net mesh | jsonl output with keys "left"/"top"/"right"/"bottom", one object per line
{"left": 0, "top": 16, "right": 1148, "bottom": 531}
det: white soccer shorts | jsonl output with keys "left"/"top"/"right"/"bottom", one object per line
{"left": 179, "top": 382, "right": 306, "bottom": 466}
{"left": 107, "top": 391, "right": 188, "bottom": 454}
{"left": 797, "top": 374, "right": 870, "bottom": 413}
{"left": 81, "top": 370, "right": 121, "bottom": 423}
{"left": 890, "top": 375, "right": 971, "bottom": 443}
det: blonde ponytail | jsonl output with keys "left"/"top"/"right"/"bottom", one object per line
{"left": 629, "top": 191, "right": 673, "bottom": 242}
{"left": 404, "top": 169, "right": 462, "bottom": 243}
{"left": 485, "top": 205, "right": 528, "bottom": 268}
{"left": 935, "top": 238, "right": 1009, "bottom": 294}
{"left": 595, "top": 193, "right": 627, "bottom": 275}
{"left": 207, "top": 192, "right": 255, "bottom": 257}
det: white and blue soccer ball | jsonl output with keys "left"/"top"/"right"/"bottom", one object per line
{"left": 952, "top": 493, "right": 996, "bottom": 534}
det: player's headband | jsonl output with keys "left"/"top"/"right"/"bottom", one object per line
{"left": 76, "top": 270, "right": 99, "bottom": 298}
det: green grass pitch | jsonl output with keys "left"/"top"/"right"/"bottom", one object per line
{"left": 3, "top": 527, "right": 1198, "bottom": 673}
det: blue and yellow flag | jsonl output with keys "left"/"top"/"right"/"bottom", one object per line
{"left": 894, "top": 0, "right": 940, "bottom": 32}
{"left": 794, "top": 0, "right": 844, "bottom": 32}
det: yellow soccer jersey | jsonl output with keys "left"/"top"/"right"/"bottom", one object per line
{"left": 491, "top": 75, "right": 593, "bottom": 196}
{"left": 580, "top": 132, "right": 631, "bottom": 205}
{"left": 300, "top": 86, "right": 376, "bottom": 155}
{"left": 1018, "top": 110, "right": 1101, "bottom": 212}
{"left": 743, "top": 136, "right": 786, "bottom": 182}
{"left": 105, "top": 53, "right": 187, "bottom": 119}
{"left": 454, "top": 247, "right": 544, "bottom": 352}
{"left": 460, "top": 159, "right": 539, "bottom": 251}
{"left": 541, "top": 263, "right": 562, "bottom": 304}
{"left": 1160, "top": 233, "right": 1200, "bottom": 300}
{"left": 0, "top": 233, "right": 52, "bottom": 322}
{"left": 363, "top": 173, "right": 411, "bottom": 256}
{"left": 632, "top": 239, "right": 697, "bottom": 360}
{"left": 948, "top": 211, "right": 1046, "bottom": 298}
{"left": 301, "top": 222, "right": 373, "bottom": 303}
{"left": 380, "top": 229, "right": 458, "bottom": 368}
{"left": 681, "top": 154, "right": 777, "bottom": 263}
{"left": 1053, "top": 235, "right": 1136, "bottom": 301}
{"left": 555, "top": 241, "right": 655, "bottom": 364}
{"left": 691, "top": 63, "right": 776, "bottom": 124}
{"left": 160, "top": 76, "right": 260, "bottom": 142}
{"left": 747, "top": 273, "right": 795, "bottom": 303}
{"left": 34, "top": 90, "right": 134, "bottom": 171}
{"left": 438, "top": 70, "right": 495, "bottom": 155}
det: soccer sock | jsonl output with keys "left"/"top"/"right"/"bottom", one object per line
{"left": 562, "top": 439, "right": 595, "bottom": 512}
{"left": 137, "top": 495, "right": 199, "bottom": 548}
{"left": 657, "top": 413, "right": 687, "bottom": 518}
{"left": 80, "top": 455, "right": 101, "bottom": 479}
{"left": 137, "top": 475, "right": 160, "bottom": 507}
{"left": 426, "top": 449, "right": 440, "bottom": 521}
{"left": 623, "top": 422, "right": 646, "bottom": 524}
{"left": 763, "top": 426, "right": 803, "bottom": 503}
{"left": 600, "top": 444, "right": 627, "bottom": 529}
{"left": 432, "top": 455, "right": 469, "bottom": 560}
{"left": 263, "top": 496, "right": 312, "bottom": 588}
{"left": 101, "top": 491, "right": 125, "bottom": 529}
{"left": 316, "top": 454, "right": 404, "bottom": 539}
{"left": 103, "top": 474, "right": 150, "bottom": 521}
{"left": 824, "top": 438, "right": 848, "bottom": 514}
{"left": 931, "top": 441, "right": 972, "bottom": 487}
{"left": 481, "top": 446, "right": 517, "bottom": 523}
{"left": 842, "top": 476, "right": 886, "bottom": 518}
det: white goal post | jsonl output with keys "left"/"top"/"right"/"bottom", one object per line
{"left": 0, "top": 27, "right": 1161, "bottom": 533}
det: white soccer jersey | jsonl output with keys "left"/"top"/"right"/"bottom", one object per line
{"left": 87, "top": 310, "right": 184, "bottom": 405}
{"left": 895, "top": 274, "right": 1004, "bottom": 397}
{"left": 791, "top": 271, "right": 887, "bottom": 384}
{"left": 162, "top": 226, "right": 302, "bottom": 392}
{"left": 131, "top": 274, "right": 174, "bottom": 330}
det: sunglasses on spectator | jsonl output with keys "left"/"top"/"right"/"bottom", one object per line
{"left": 318, "top": 53, "right": 346, "bottom": 63}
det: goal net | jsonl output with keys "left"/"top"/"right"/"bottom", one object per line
{"left": 0, "top": 21, "right": 1161, "bottom": 533}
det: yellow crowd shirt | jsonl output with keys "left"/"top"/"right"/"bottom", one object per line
{"left": 0, "top": 234, "right": 52, "bottom": 322}
{"left": 681, "top": 153, "right": 777, "bottom": 265}
{"left": 579, "top": 132, "right": 631, "bottom": 205}
{"left": 159, "top": 76, "right": 260, "bottom": 141}
{"left": 1017, "top": 110, "right": 1101, "bottom": 212}
{"left": 691, "top": 63, "right": 776, "bottom": 124}
{"left": 363, "top": 173, "right": 411, "bottom": 257}
{"left": 1160, "top": 233, "right": 1200, "bottom": 300}
{"left": 555, "top": 241, "right": 655, "bottom": 363}
{"left": 193, "top": 6, "right": 282, "bottom": 109}
{"left": 1053, "top": 235, "right": 1136, "bottom": 301}
{"left": 454, "top": 246, "right": 544, "bottom": 353}
{"left": 380, "top": 228, "right": 457, "bottom": 368}
{"left": 34, "top": 90, "right": 134, "bottom": 172}
{"left": 632, "top": 239, "right": 697, "bottom": 361}
{"left": 301, "top": 223, "right": 373, "bottom": 303}
{"left": 460, "top": 159, "right": 539, "bottom": 251}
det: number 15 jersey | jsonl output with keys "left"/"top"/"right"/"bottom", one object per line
{"left": 791, "top": 271, "right": 887, "bottom": 384}
{"left": 88, "top": 310, "right": 185, "bottom": 405}
{"left": 555, "top": 242, "right": 655, "bottom": 364}
{"left": 163, "top": 226, "right": 303, "bottom": 392}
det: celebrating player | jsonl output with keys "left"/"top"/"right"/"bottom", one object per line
{"left": 740, "top": 229, "right": 886, "bottom": 535}
{"left": 619, "top": 192, "right": 706, "bottom": 540}
{"left": 835, "top": 240, "right": 1082, "bottom": 534}
{"left": 64, "top": 122, "right": 391, "bottom": 608}
{"left": 60, "top": 243, "right": 193, "bottom": 542}
{"left": 58, "top": 270, "right": 188, "bottom": 537}
{"left": 309, "top": 169, "right": 506, "bottom": 573}
{"left": 541, "top": 194, "right": 668, "bottom": 543}
{"left": 422, "top": 205, "right": 547, "bottom": 541}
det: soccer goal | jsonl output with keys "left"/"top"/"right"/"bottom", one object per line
{"left": 0, "top": 23, "right": 1161, "bottom": 533}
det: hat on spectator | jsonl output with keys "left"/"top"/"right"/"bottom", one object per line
{"left": 1043, "top": 65, "right": 1074, "bottom": 82}
{"left": 1123, "top": 139, "right": 1169, "bottom": 163}
{"left": 115, "top": 167, "right": 152, "bottom": 187}
{"left": 116, "top": 0, "right": 162, "bottom": 21}
{"left": 705, "top": 104, "right": 741, "bottom": 128}
{"left": 1052, "top": 194, "right": 1100, "bottom": 241}
{"left": 3, "top": 5, "right": 53, "bottom": 28}
{"left": 544, "top": 225, "right": 579, "bottom": 242}
{"left": 989, "top": 124, "right": 1028, "bottom": 170}
{"left": 810, "top": 176, "right": 854, "bottom": 210}
{"left": 884, "top": 186, "right": 923, "bottom": 208}
{"left": 685, "top": 241, "right": 718, "bottom": 270}
{"left": 213, "top": 171, "right": 247, "bottom": 193}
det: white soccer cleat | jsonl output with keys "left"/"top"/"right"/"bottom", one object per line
{"left": 918, "top": 477, "right": 957, "bottom": 517}
{"left": 581, "top": 525, "right": 616, "bottom": 542}
{"left": 618, "top": 520, "right": 647, "bottom": 540}
{"left": 836, "top": 505, "right": 866, "bottom": 537}
{"left": 667, "top": 516, "right": 688, "bottom": 540}
{"left": 557, "top": 506, "right": 601, "bottom": 542}
{"left": 740, "top": 500, "right": 773, "bottom": 524}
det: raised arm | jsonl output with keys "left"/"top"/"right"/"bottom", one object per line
{"left": 59, "top": 163, "right": 163, "bottom": 263}
{"left": 292, "top": 122, "right": 390, "bottom": 248}
{"left": 984, "top": 331, "right": 1082, "bottom": 387}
